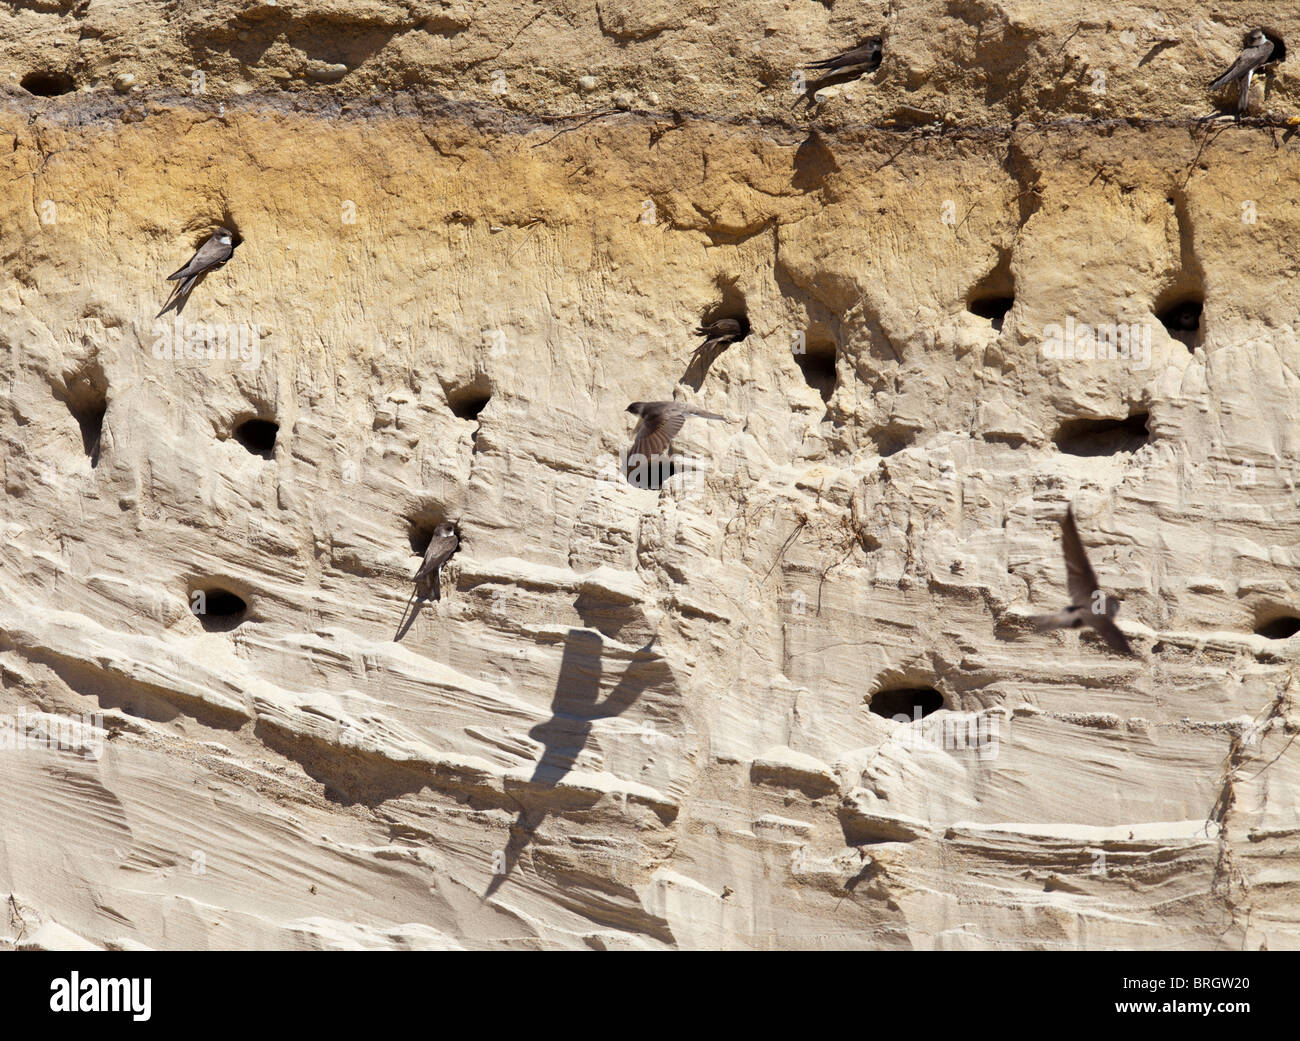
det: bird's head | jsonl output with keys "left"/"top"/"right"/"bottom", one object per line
{"left": 627, "top": 402, "right": 646, "bottom": 416}
{"left": 433, "top": 521, "right": 457, "bottom": 537}
{"left": 215, "top": 228, "right": 235, "bottom": 246}
{"left": 1248, "top": 29, "right": 1268, "bottom": 47}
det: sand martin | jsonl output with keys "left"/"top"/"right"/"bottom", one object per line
{"left": 626, "top": 401, "right": 725, "bottom": 462}
{"left": 688, "top": 316, "right": 749, "bottom": 372}
{"left": 805, "top": 36, "right": 883, "bottom": 74}
{"left": 1028, "top": 506, "right": 1134, "bottom": 655}
{"left": 158, "top": 227, "right": 236, "bottom": 316}
{"left": 1209, "top": 29, "right": 1274, "bottom": 113}
{"left": 413, "top": 522, "right": 459, "bottom": 600}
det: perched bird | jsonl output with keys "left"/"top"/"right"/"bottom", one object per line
{"left": 695, "top": 317, "right": 745, "bottom": 352}
{"left": 688, "top": 316, "right": 749, "bottom": 373}
{"left": 157, "top": 227, "right": 237, "bottom": 316}
{"left": 1028, "top": 506, "right": 1134, "bottom": 655}
{"left": 804, "top": 36, "right": 883, "bottom": 74}
{"left": 1208, "top": 29, "right": 1274, "bottom": 113}
{"left": 413, "top": 522, "right": 459, "bottom": 600}
{"left": 626, "top": 401, "right": 725, "bottom": 462}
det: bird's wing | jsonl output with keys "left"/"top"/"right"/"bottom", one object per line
{"left": 1060, "top": 507, "right": 1101, "bottom": 607}
{"left": 631, "top": 408, "right": 685, "bottom": 458}
{"left": 168, "top": 237, "right": 230, "bottom": 281}
{"left": 167, "top": 253, "right": 200, "bottom": 282}
{"left": 413, "top": 535, "right": 458, "bottom": 582}
{"left": 1209, "top": 43, "right": 1270, "bottom": 89}
{"left": 806, "top": 43, "right": 879, "bottom": 71}
{"left": 696, "top": 319, "right": 740, "bottom": 341}
{"left": 1027, "top": 610, "right": 1077, "bottom": 630}
{"left": 1091, "top": 616, "right": 1134, "bottom": 656}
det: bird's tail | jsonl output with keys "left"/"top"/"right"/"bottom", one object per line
{"left": 688, "top": 408, "right": 726, "bottom": 421}
{"left": 1208, "top": 67, "right": 1241, "bottom": 91}
{"left": 155, "top": 276, "right": 198, "bottom": 318}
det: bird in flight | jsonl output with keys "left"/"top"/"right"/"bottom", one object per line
{"left": 413, "top": 522, "right": 459, "bottom": 600}
{"left": 1028, "top": 506, "right": 1135, "bottom": 655}
{"left": 624, "top": 401, "right": 725, "bottom": 487}
{"left": 1208, "top": 29, "right": 1274, "bottom": 114}
{"left": 158, "top": 227, "right": 237, "bottom": 316}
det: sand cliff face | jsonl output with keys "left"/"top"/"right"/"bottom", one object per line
{"left": 1, "top": 2, "right": 1299, "bottom": 950}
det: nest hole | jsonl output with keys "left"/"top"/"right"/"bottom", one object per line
{"left": 968, "top": 296, "right": 1015, "bottom": 330}
{"left": 795, "top": 340, "right": 837, "bottom": 403}
{"left": 1254, "top": 613, "right": 1300, "bottom": 640}
{"left": 191, "top": 588, "right": 248, "bottom": 632}
{"left": 69, "top": 395, "right": 106, "bottom": 467}
{"left": 1262, "top": 30, "right": 1287, "bottom": 65}
{"left": 967, "top": 251, "right": 1015, "bottom": 332}
{"left": 446, "top": 378, "right": 492, "bottom": 423}
{"left": 1156, "top": 295, "right": 1203, "bottom": 350}
{"left": 1054, "top": 413, "right": 1149, "bottom": 457}
{"left": 54, "top": 371, "right": 108, "bottom": 468}
{"left": 21, "top": 71, "right": 75, "bottom": 96}
{"left": 233, "top": 418, "right": 278, "bottom": 457}
{"left": 869, "top": 686, "right": 945, "bottom": 721}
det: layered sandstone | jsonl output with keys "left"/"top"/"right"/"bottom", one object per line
{"left": 1, "top": 1, "right": 1298, "bottom": 950}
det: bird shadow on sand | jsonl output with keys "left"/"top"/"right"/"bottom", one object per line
{"left": 155, "top": 270, "right": 210, "bottom": 318}
{"left": 484, "top": 628, "right": 666, "bottom": 899}
{"left": 1138, "top": 39, "right": 1179, "bottom": 67}
{"left": 621, "top": 454, "right": 683, "bottom": 492}
{"left": 394, "top": 573, "right": 442, "bottom": 642}
{"left": 678, "top": 341, "right": 730, "bottom": 390}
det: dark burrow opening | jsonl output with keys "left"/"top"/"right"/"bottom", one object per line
{"left": 1254, "top": 613, "right": 1300, "bottom": 640}
{"left": 21, "top": 71, "right": 76, "bottom": 96}
{"left": 55, "top": 370, "right": 108, "bottom": 467}
{"left": 69, "top": 395, "right": 106, "bottom": 467}
{"left": 968, "top": 295, "right": 1015, "bottom": 330}
{"left": 449, "top": 390, "right": 490, "bottom": 421}
{"left": 1261, "top": 30, "right": 1287, "bottom": 65}
{"left": 407, "top": 508, "right": 452, "bottom": 557}
{"left": 233, "top": 418, "right": 278, "bottom": 457}
{"left": 1156, "top": 295, "right": 1202, "bottom": 348}
{"left": 869, "top": 686, "right": 945, "bottom": 721}
{"left": 1054, "top": 413, "right": 1150, "bottom": 456}
{"left": 795, "top": 340, "right": 837, "bottom": 403}
{"left": 191, "top": 588, "right": 248, "bottom": 632}
{"left": 967, "top": 250, "right": 1015, "bottom": 332}
{"left": 446, "top": 375, "right": 492, "bottom": 428}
